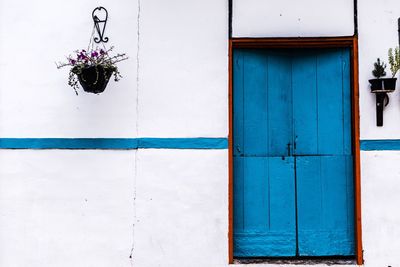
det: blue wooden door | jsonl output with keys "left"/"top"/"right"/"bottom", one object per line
{"left": 233, "top": 50, "right": 297, "bottom": 256}
{"left": 233, "top": 48, "right": 354, "bottom": 257}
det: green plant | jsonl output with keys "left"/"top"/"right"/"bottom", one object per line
{"left": 372, "top": 58, "right": 386, "bottom": 79}
{"left": 56, "top": 46, "right": 128, "bottom": 95}
{"left": 388, "top": 46, "right": 400, "bottom": 78}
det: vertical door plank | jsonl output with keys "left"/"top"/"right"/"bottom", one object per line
{"left": 267, "top": 52, "right": 293, "bottom": 156}
{"left": 292, "top": 51, "right": 318, "bottom": 155}
{"left": 342, "top": 49, "right": 352, "bottom": 155}
{"left": 243, "top": 157, "right": 269, "bottom": 231}
{"left": 233, "top": 50, "right": 244, "bottom": 157}
{"left": 296, "top": 156, "right": 323, "bottom": 237}
{"left": 316, "top": 49, "right": 344, "bottom": 155}
{"left": 243, "top": 50, "right": 268, "bottom": 156}
{"left": 346, "top": 155, "right": 355, "bottom": 238}
{"left": 269, "top": 157, "right": 296, "bottom": 243}
{"left": 233, "top": 157, "right": 244, "bottom": 232}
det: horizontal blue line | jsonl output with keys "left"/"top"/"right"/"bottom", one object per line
{"left": 0, "top": 138, "right": 228, "bottom": 150}
{"left": 1, "top": 138, "right": 398, "bottom": 151}
{"left": 138, "top": 138, "right": 227, "bottom": 149}
{"left": 360, "top": 140, "right": 400, "bottom": 151}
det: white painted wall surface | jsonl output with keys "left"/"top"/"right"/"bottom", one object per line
{"left": 232, "top": 0, "right": 354, "bottom": 38}
{"left": 134, "top": 149, "right": 228, "bottom": 267}
{"left": 0, "top": 0, "right": 138, "bottom": 137}
{"left": 358, "top": 0, "right": 400, "bottom": 139}
{"left": 1, "top": 0, "right": 400, "bottom": 267}
{"left": 138, "top": 1, "right": 228, "bottom": 137}
{"left": 360, "top": 151, "right": 400, "bottom": 267}
{"left": 0, "top": 150, "right": 136, "bottom": 267}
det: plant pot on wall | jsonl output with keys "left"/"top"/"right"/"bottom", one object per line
{"left": 56, "top": 7, "right": 128, "bottom": 95}
{"left": 368, "top": 78, "right": 397, "bottom": 92}
{"left": 73, "top": 65, "right": 114, "bottom": 94}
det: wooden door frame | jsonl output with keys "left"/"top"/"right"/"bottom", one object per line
{"left": 228, "top": 36, "right": 363, "bottom": 265}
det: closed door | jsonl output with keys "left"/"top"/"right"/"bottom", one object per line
{"left": 233, "top": 48, "right": 354, "bottom": 257}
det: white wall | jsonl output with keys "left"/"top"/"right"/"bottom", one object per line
{"left": 358, "top": 0, "right": 400, "bottom": 139}
{"left": 134, "top": 149, "right": 228, "bottom": 267}
{"left": 138, "top": 1, "right": 228, "bottom": 137}
{"left": 360, "top": 151, "right": 400, "bottom": 267}
{"left": 0, "top": 0, "right": 138, "bottom": 137}
{"left": 232, "top": 0, "right": 354, "bottom": 37}
{"left": 0, "top": 0, "right": 230, "bottom": 266}
{"left": 2, "top": 0, "right": 400, "bottom": 266}
{"left": 0, "top": 150, "right": 136, "bottom": 267}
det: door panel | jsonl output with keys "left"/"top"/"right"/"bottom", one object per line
{"left": 315, "top": 50, "right": 349, "bottom": 155}
{"left": 233, "top": 50, "right": 296, "bottom": 257}
{"left": 233, "top": 48, "right": 354, "bottom": 258}
{"left": 234, "top": 157, "right": 296, "bottom": 257}
{"left": 293, "top": 49, "right": 354, "bottom": 256}
{"left": 233, "top": 50, "right": 292, "bottom": 157}
{"left": 293, "top": 49, "right": 352, "bottom": 156}
{"left": 296, "top": 155, "right": 355, "bottom": 256}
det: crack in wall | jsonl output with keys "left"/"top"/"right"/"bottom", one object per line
{"left": 130, "top": 150, "right": 138, "bottom": 266}
{"left": 130, "top": 0, "right": 141, "bottom": 266}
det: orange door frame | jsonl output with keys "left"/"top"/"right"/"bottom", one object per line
{"left": 228, "top": 36, "right": 363, "bottom": 265}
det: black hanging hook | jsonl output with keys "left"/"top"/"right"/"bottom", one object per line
{"left": 92, "top": 7, "right": 109, "bottom": 43}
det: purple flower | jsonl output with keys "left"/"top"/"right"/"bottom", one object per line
{"left": 78, "top": 52, "right": 88, "bottom": 60}
{"left": 100, "top": 49, "right": 106, "bottom": 55}
{"left": 69, "top": 59, "right": 76, "bottom": 65}
{"left": 91, "top": 51, "right": 99, "bottom": 57}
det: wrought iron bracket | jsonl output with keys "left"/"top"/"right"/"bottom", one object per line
{"left": 92, "top": 7, "right": 109, "bottom": 43}
{"left": 372, "top": 90, "right": 392, "bottom": 127}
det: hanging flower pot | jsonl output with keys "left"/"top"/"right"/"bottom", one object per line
{"left": 57, "top": 47, "right": 128, "bottom": 95}
{"left": 73, "top": 65, "right": 114, "bottom": 94}
{"left": 56, "top": 7, "right": 129, "bottom": 95}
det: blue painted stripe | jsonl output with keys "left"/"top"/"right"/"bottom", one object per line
{"left": 2, "top": 138, "right": 400, "bottom": 151}
{"left": 0, "top": 138, "right": 138, "bottom": 149}
{"left": 360, "top": 140, "right": 400, "bottom": 151}
{"left": 0, "top": 138, "right": 228, "bottom": 150}
{"left": 138, "top": 138, "right": 228, "bottom": 149}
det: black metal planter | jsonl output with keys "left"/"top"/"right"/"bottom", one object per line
{"left": 369, "top": 78, "right": 397, "bottom": 126}
{"left": 369, "top": 78, "right": 397, "bottom": 92}
{"left": 75, "top": 65, "right": 114, "bottom": 94}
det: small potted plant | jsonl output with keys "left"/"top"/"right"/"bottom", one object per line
{"left": 369, "top": 58, "right": 387, "bottom": 92}
{"left": 56, "top": 46, "right": 128, "bottom": 95}
{"left": 386, "top": 46, "right": 400, "bottom": 89}
{"left": 369, "top": 47, "right": 400, "bottom": 92}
